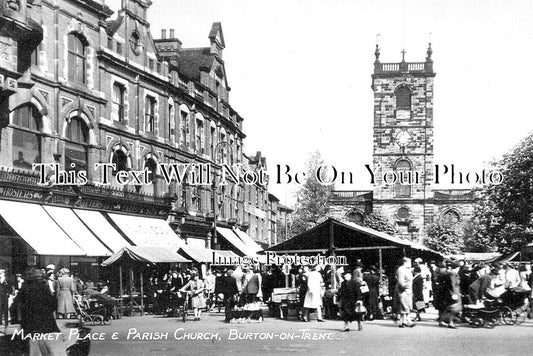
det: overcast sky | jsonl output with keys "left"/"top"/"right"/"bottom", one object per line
{"left": 108, "top": 0, "right": 533, "bottom": 207}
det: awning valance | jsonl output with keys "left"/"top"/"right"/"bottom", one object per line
{"left": 101, "top": 246, "right": 191, "bottom": 266}
{"left": 73, "top": 209, "right": 132, "bottom": 253}
{"left": 0, "top": 200, "right": 85, "bottom": 256}
{"left": 43, "top": 206, "right": 112, "bottom": 256}
{"left": 107, "top": 212, "right": 183, "bottom": 248}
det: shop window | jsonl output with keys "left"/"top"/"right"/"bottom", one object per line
{"left": 12, "top": 105, "right": 41, "bottom": 170}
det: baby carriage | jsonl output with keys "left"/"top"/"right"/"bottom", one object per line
{"left": 463, "top": 288, "right": 529, "bottom": 328}
{"left": 74, "top": 294, "right": 112, "bottom": 326}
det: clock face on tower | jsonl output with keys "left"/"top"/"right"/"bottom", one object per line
{"left": 395, "top": 130, "right": 411, "bottom": 147}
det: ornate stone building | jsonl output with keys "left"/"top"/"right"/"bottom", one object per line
{"left": 0, "top": 0, "right": 277, "bottom": 277}
{"left": 328, "top": 44, "right": 475, "bottom": 242}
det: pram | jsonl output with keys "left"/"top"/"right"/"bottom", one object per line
{"left": 463, "top": 288, "right": 529, "bottom": 328}
{"left": 74, "top": 294, "right": 113, "bottom": 326}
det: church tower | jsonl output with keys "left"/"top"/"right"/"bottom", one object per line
{"left": 371, "top": 44, "right": 435, "bottom": 240}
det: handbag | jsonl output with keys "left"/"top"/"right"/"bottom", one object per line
{"left": 415, "top": 301, "right": 426, "bottom": 310}
{"left": 360, "top": 282, "right": 369, "bottom": 294}
{"left": 355, "top": 303, "right": 367, "bottom": 314}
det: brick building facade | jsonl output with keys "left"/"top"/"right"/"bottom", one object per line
{"left": 0, "top": 0, "right": 279, "bottom": 276}
{"left": 328, "top": 44, "right": 475, "bottom": 242}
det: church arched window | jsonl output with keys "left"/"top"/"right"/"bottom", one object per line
{"left": 395, "top": 86, "right": 411, "bottom": 111}
{"left": 441, "top": 210, "right": 461, "bottom": 225}
{"left": 394, "top": 159, "right": 412, "bottom": 197}
{"left": 346, "top": 211, "right": 364, "bottom": 225}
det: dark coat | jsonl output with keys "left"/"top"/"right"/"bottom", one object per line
{"left": 412, "top": 274, "right": 425, "bottom": 309}
{"left": 18, "top": 279, "right": 60, "bottom": 335}
{"left": 244, "top": 274, "right": 260, "bottom": 295}
{"left": 338, "top": 279, "right": 363, "bottom": 322}
{"left": 216, "top": 276, "right": 239, "bottom": 295}
{"left": 0, "top": 280, "right": 9, "bottom": 307}
{"left": 363, "top": 272, "right": 380, "bottom": 310}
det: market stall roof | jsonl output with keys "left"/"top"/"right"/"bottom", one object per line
{"left": 0, "top": 200, "right": 85, "bottom": 256}
{"left": 107, "top": 212, "right": 184, "bottom": 248}
{"left": 101, "top": 246, "right": 191, "bottom": 266}
{"left": 448, "top": 252, "right": 502, "bottom": 263}
{"left": 178, "top": 247, "right": 240, "bottom": 263}
{"left": 268, "top": 218, "right": 442, "bottom": 259}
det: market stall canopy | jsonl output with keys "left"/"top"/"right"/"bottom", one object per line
{"left": 268, "top": 218, "right": 442, "bottom": 259}
{"left": 448, "top": 252, "right": 502, "bottom": 263}
{"left": 107, "top": 212, "right": 184, "bottom": 248}
{"left": 178, "top": 247, "right": 240, "bottom": 263}
{"left": 73, "top": 209, "right": 132, "bottom": 253}
{"left": 101, "top": 246, "right": 191, "bottom": 266}
{"left": 216, "top": 227, "right": 258, "bottom": 257}
{"left": 0, "top": 200, "right": 85, "bottom": 256}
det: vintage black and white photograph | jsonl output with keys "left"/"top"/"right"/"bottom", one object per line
{"left": 0, "top": 0, "right": 532, "bottom": 355}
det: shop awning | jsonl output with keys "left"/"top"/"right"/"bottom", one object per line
{"left": 216, "top": 227, "right": 256, "bottom": 257}
{"left": 0, "top": 200, "right": 85, "bottom": 256}
{"left": 101, "top": 246, "right": 191, "bottom": 266}
{"left": 73, "top": 209, "right": 132, "bottom": 253}
{"left": 107, "top": 212, "right": 183, "bottom": 248}
{"left": 234, "top": 229, "right": 263, "bottom": 254}
{"left": 178, "top": 247, "right": 241, "bottom": 263}
{"left": 43, "top": 206, "right": 112, "bottom": 256}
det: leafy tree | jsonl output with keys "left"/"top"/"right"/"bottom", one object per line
{"left": 467, "top": 132, "right": 533, "bottom": 253}
{"left": 289, "top": 151, "right": 332, "bottom": 236}
{"left": 425, "top": 220, "right": 464, "bottom": 255}
{"left": 362, "top": 211, "right": 397, "bottom": 235}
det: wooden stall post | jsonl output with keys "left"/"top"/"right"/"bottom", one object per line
{"left": 378, "top": 248, "right": 383, "bottom": 284}
{"left": 129, "top": 267, "right": 134, "bottom": 316}
{"left": 329, "top": 222, "right": 336, "bottom": 289}
{"left": 140, "top": 269, "right": 144, "bottom": 316}
{"left": 119, "top": 265, "right": 124, "bottom": 317}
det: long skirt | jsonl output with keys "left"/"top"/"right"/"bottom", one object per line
{"left": 57, "top": 289, "right": 75, "bottom": 314}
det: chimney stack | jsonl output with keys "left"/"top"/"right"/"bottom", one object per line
{"left": 169, "top": 29, "right": 175, "bottom": 38}
{"left": 161, "top": 29, "right": 166, "bottom": 39}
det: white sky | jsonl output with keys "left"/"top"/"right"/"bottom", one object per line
{"left": 107, "top": 0, "right": 533, "bottom": 207}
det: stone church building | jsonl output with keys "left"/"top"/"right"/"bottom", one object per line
{"left": 328, "top": 44, "right": 475, "bottom": 242}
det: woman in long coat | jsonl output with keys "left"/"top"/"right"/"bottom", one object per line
{"left": 395, "top": 257, "right": 415, "bottom": 327}
{"left": 56, "top": 268, "right": 76, "bottom": 318}
{"left": 303, "top": 266, "right": 324, "bottom": 322}
{"left": 363, "top": 266, "right": 380, "bottom": 320}
{"left": 338, "top": 272, "right": 363, "bottom": 331}
{"left": 441, "top": 262, "right": 463, "bottom": 328}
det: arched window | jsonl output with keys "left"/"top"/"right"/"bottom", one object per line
{"left": 179, "top": 107, "right": 190, "bottom": 146}
{"left": 68, "top": 34, "right": 86, "bottom": 83}
{"left": 145, "top": 96, "right": 156, "bottom": 133}
{"left": 346, "top": 211, "right": 364, "bottom": 225}
{"left": 441, "top": 210, "right": 461, "bottom": 225}
{"left": 65, "top": 117, "right": 89, "bottom": 172}
{"left": 112, "top": 149, "right": 128, "bottom": 173}
{"left": 394, "top": 159, "right": 412, "bottom": 197}
{"left": 144, "top": 158, "right": 157, "bottom": 183}
{"left": 395, "top": 86, "right": 411, "bottom": 111}
{"left": 12, "top": 104, "right": 41, "bottom": 170}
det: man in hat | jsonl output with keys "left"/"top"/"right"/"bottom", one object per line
{"left": 0, "top": 269, "right": 9, "bottom": 327}
{"left": 46, "top": 264, "right": 57, "bottom": 296}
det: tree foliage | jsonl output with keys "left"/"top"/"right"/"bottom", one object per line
{"left": 467, "top": 132, "right": 533, "bottom": 253}
{"left": 289, "top": 151, "right": 332, "bottom": 236}
{"left": 425, "top": 220, "right": 464, "bottom": 255}
{"left": 362, "top": 211, "right": 397, "bottom": 235}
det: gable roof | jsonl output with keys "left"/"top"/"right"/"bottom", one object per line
{"left": 178, "top": 47, "right": 214, "bottom": 82}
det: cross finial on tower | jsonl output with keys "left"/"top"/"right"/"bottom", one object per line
{"left": 401, "top": 49, "right": 406, "bottom": 62}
